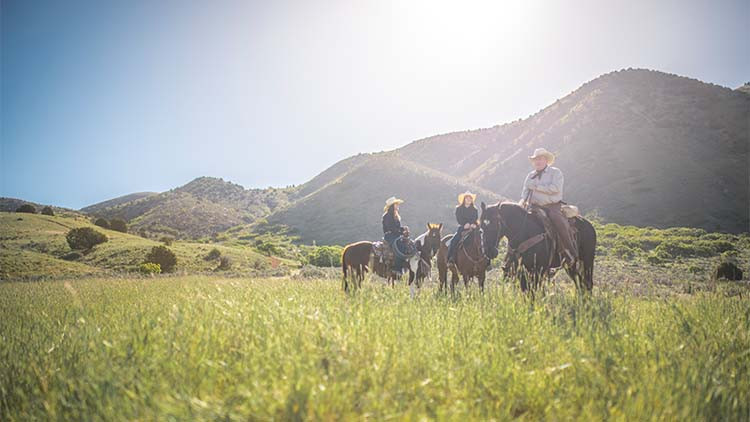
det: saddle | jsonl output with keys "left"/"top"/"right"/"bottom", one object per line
{"left": 373, "top": 236, "right": 417, "bottom": 265}
{"left": 510, "top": 204, "right": 580, "bottom": 269}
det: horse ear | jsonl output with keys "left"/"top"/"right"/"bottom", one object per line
{"left": 427, "top": 223, "right": 432, "bottom": 230}
{"left": 481, "top": 201, "right": 486, "bottom": 211}
{"left": 438, "top": 223, "right": 443, "bottom": 230}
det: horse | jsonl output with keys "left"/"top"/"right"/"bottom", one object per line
{"left": 436, "top": 227, "right": 488, "bottom": 293}
{"left": 341, "top": 241, "right": 373, "bottom": 292}
{"left": 408, "top": 223, "right": 443, "bottom": 295}
{"left": 480, "top": 201, "right": 596, "bottom": 295}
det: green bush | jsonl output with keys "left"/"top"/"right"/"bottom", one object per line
{"left": 16, "top": 204, "right": 36, "bottom": 214}
{"left": 109, "top": 218, "right": 128, "bottom": 233}
{"left": 66, "top": 227, "right": 108, "bottom": 250}
{"left": 94, "top": 218, "right": 110, "bottom": 229}
{"left": 205, "top": 248, "right": 222, "bottom": 261}
{"left": 160, "top": 236, "right": 174, "bottom": 246}
{"left": 138, "top": 263, "right": 161, "bottom": 275}
{"left": 610, "top": 243, "right": 637, "bottom": 259}
{"left": 304, "top": 245, "right": 343, "bottom": 267}
{"left": 145, "top": 246, "right": 177, "bottom": 273}
{"left": 41, "top": 206, "right": 54, "bottom": 216}
{"left": 215, "top": 256, "right": 232, "bottom": 271}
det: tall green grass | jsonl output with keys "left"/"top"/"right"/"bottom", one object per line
{"left": 1, "top": 277, "right": 748, "bottom": 420}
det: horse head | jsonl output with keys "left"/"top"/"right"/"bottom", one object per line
{"left": 480, "top": 201, "right": 502, "bottom": 259}
{"left": 424, "top": 223, "right": 443, "bottom": 257}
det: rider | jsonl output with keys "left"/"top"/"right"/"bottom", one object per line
{"left": 521, "top": 148, "right": 578, "bottom": 266}
{"left": 382, "top": 196, "right": 406, "bottom": 272}
{"left": 447, "top": 191, "right": 479, "bottom": 265}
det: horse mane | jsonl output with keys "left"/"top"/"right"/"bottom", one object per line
{"left": 414, "top": 231, "right": 428, "bottom": 245}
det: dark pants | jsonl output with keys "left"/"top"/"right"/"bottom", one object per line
{"left": 542, "top": 202, "right": 578, "bottom": 261}
{"left": 447, "top": 226, "right": 465, "bottom": 262}
{"left": 384, "top": 232, "right": 402, "bottom": 271}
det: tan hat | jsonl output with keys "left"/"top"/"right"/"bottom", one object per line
{"left": 457, "top": 191, "right": 477, "bottom": 205}
{"left": 528, "top": 148, "right": 555, "bottom": 165}
{"left": 383, "top": 196, "right": 404, "bottom": 212}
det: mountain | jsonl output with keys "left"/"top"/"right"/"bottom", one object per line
{"left": 78, "top": 69, "right": 749, "bottom": 244}
{"left": 80, "top": 192, "right": 156, "bottom": 215}
{"left": 84, "top": 177, "right": 294, "bottom": 239}
{"left": 0, "top": 197, "right": 82, "bottom": 217}
{"left": 390, "top": 69, "right": 749, "bottom": 233}
{"left": 267, "top": 154, "right": 503, "bottom": 245}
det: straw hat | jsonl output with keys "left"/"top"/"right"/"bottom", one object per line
{"left": 383, "top": 196, "right": 404, "bottom": 212}
{"left": 457, "top": 191, "right": 477, "bottom": 205}
{"left": 528, "top": 148, "right": 555, "bottom": 165}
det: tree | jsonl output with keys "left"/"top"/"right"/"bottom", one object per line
{"left": 16, "top": 204, "right": 36, "bottom": 214}
{"left": 305, "top": 245, "right": 343, "bottom": 267}
{"left": 66, "top": 227, "right": 108, "bottom": 250}
{"left": 145, "top": 245, "right": 177, "bottom": 273}
{"left": 109, "top": 218, "right": 128, "bottom": 233}
{"left": 205, "top": 248, "right": 221, "bottom": 261}
{"left": 41, "top": 206, "right": 55, "bottom": 216}
{"left": 94, "top": 218, "right": 110, "bottom": 229}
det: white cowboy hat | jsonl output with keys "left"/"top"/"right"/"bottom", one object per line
{"left": 457, "top": 191, "right": 477, "bottom": 205}
{"left": 528, "top": 148, "right": 555, "bottom": 165}
{"left": 383, "top": 196, "right": 404, "bottom": 212}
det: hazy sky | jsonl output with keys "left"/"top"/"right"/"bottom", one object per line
{"left": 2, "top": 0, "right": 748, "bottom": 209}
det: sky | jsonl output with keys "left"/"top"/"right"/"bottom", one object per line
{"left": 2, "top": 0, "right": 748, "bottom": 209}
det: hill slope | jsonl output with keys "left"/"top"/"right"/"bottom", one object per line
{"left": 268, "top": 155, "right": 503, "bottom": 245}
{"left": 84, "top": 177, "right": 295, "bottom": 239}
{"left": 393, "top": 69, "right": 749, "bottom": 232}
{"left": 0, "top": 212, "right": 288, "bottom": 280}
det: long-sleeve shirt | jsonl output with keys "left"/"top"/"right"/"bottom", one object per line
{"left": 382, "top": 212, "right": 402, "bottom": 236}
{"left": 521, "top": 166, "right": 564, "bottom": 206}
{"left": 455, "top": 205, "right": 478, "bottom": 227}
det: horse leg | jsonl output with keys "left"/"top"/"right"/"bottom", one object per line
{"left": 450, "top": 268, "right": 458, "bottom": 295}
{"left": 479, "top": 270, "right": 485, "bottom": 292}
{"left": 519, "top": 269, "right": 529, "bottom": 293}
{"left": 463, "top": 273, "right": 470, "bottom": 289}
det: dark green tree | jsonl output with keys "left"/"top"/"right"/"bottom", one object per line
{"left": 94, "top": 218, "right": 110, "bottom": 229}
{"left": 145, "top": 245, "right": 177, "bottom": 273}
{"left": 41, "top": 206, "right": 55, "bottom": 216}
{"left": 66, "top": 227, "right": 108, "bottom": 250}
{"left": 109, "top": 218, "right": 128, "bottom": 233}
{"left": 16, "top": 204, "right": 36, "bottom": 214}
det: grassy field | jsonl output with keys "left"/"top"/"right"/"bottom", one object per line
{"left": 1, "top": 276, "right": 748, "bottom": 420}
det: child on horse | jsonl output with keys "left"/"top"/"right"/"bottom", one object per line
{"left": 447, "top": 191, "right": 480, "bottom": 265}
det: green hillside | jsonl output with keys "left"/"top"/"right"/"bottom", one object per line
{"left": 0, "top": 213, "right": 294, "bottom": 280}
{"left": 84, "top": 177, "right": 296, "bottom": 239}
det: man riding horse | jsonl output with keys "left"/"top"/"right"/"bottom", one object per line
{"left": 521, "top": 148, "right": 578, "bottom": 269}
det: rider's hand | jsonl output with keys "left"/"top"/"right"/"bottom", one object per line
{"left": 463, "top": 223, "right": 470, "bottom": 229}
{"left": 470, "top": 224, "right": 477, "bottom": 229}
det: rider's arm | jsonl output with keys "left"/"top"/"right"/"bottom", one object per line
{"left": 533, "top": 169, "right": 563, "bottom": 195}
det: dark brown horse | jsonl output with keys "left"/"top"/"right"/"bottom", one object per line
{"left": 408, "top": 223, "right": 443, "bottom": 295}
{"left": 341, "top": 241, "right": 372, "bottom": 292}
{"left": 480, "top": 201, "right": 596, "bottom": 294}
{"left": 436, "top": 227, "right": 488, "bottom": 293}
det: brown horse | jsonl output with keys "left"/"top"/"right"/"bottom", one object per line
{"left": 437, "top": 227, "right": 488, "bottom": 293}
{"left": 408, "top": 223, "right": 443, "bottom": 295}
{"left": 341, "top": 241, "right": 373, "bottom": 292}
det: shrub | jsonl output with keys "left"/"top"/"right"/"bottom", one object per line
{"left": 304, "top": 245, "right": 343, "bottom": 267}
{"left": 160, "top": 236, "right": 174, "bottom": 246}
{"left": 145, "top": 246, "right": 177, "bottom": 273}
{"left": 205, "top": 248, "right": 222, "bottom": 261}
{"left": 109, "top": 218, "right": 128, "bottom": 233}
{"left": 66, "top": 227, "right": 108, "bottom": 250}
{"left": 138, "top": 262, "right": 161, "bottom": 275}
{"left": 611, "top": 243, "right": 637, "bottom": 260}
{"left": 41, "top": 206, "right": 55, "bottom": 216}
{"left": 215, "top": 256, "right": 232, "bottom": 271}
{"left": 16, "top": 204, "right": 36, "bottom": 214}
{"left": 61, "top": 251, "right": 82, "bottom": 261}
{"left": 94, "top": 218, "right": 110, "bottom": 229}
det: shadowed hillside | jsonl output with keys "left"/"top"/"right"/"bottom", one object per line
{"left": 268, "top": 155, "right": 503, "bottom": 245}
{"left": 80, "top": 192, "right": 156, "bottom": 215}
{"left": 394, "top": 69, "right": 749, "bottom": 233}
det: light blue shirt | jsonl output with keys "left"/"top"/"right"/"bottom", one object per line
{"left": 521, "top": 166, "right": 564, "bottom": 206}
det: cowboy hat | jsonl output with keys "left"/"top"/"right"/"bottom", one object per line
{"left": 528, "top": 148, "right": 555, "bottom": 165}
{"left": 383, "top": 196, "right": 404, "bottom": 212}
{"left": 457, "top": 191, "right": 477, "bottom": 205}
